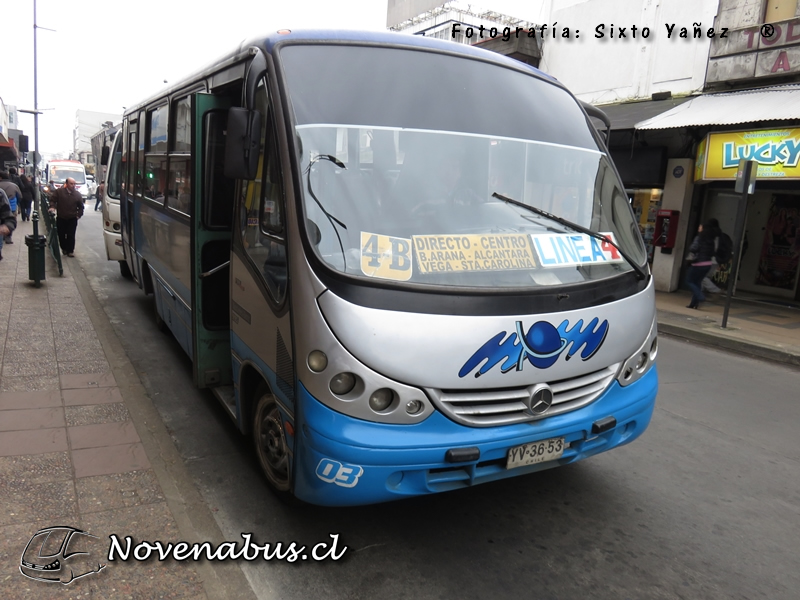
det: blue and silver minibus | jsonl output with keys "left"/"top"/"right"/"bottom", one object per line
{"left": 114, "top": 30, "right": 658, "bottom": 506}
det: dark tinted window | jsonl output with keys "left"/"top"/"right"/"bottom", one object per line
{"left": 279, "top": 44, "right": 596, "bottom": 150}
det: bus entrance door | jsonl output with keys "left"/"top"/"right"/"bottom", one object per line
{"left": 192, "top": 93, "right": 235, "bottom": 390}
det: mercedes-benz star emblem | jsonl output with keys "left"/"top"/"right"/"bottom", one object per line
{"left": 528, "top": 385, "right": 554, "bottom": 415}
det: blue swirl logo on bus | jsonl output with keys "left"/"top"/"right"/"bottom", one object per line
{"left": 459, "top": 318, "right": 609, "bottom": 378}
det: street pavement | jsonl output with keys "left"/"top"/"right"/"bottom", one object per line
{"left": 0, "top": 213, "right": 798, "bottom": 599}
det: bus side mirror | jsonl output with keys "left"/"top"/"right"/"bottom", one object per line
{"left": 100, "top": 145, "right": 110, "bottom": 166}
{"left": 224, "top": 107, "right": 262, "bottom": 180}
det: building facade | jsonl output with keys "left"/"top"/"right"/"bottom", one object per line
{"left": 637, "top": 0, "right": 800, "bottom": 302}
{"left": 74, "top": 110, "right": 121, "bottom": 173}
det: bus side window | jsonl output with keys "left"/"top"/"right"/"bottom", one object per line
{"left": 240, "top": 80, "right": 287, "bottom": 304}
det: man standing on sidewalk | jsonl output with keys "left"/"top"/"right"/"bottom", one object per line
{"left": 0, "top": 187, "right": 17, "bottom": 261}
{"left": 48, "top": 177, "right": 84, "bottom": 257}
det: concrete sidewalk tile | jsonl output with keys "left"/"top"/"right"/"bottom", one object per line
{"left": 8, "top": 349, "right": 58, "bottom": 364}
{"left": 0, "top": 390, "right": 61, "bottom": 410}
{"left": 66, "top": 403, "right": 130, "bottom": 427}
{"left": 63, "top": 386, "right": 124, "bottom": 406}
{"left": 0, "top": 407, "right": 65, "bottom": 432}
{"left": 68, "top": 421, "right": 141, "bottom": 450}
{"left": 60, "top": 372, "right": 117, "bottom": 389}
{"left": 58, "top": 360, "right": 112, "bottom": 376}
{"left": 0, "top": 428, "right": 68, "bottom": 456}
{"left": 72, "top": 443, "right": 150, "bottom": 478}
{"left": 0, "top": 375, "right": 61, "bottom": 393}
{"left": 0, "top": 479, "right": 78, "bottom": 526}
{"left": 76, "top": 469, "right": 165, "bottom": 513}
{"left": 1, "top": 361, "right": 59, "bottom": 377}
{"left": 0, "top": 451, "right": 72, "bottom": 486}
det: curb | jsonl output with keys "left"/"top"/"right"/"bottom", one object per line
{"left": 657, "top": 317, "right": 800, "bottom": 368}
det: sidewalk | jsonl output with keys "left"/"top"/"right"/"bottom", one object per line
{"left": 656, "top": 287, "right": 800, "bottom": 368}
{"left": 0, "top": 216, "right": 254, "bottom": 600}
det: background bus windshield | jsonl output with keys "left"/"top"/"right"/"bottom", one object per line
{"left": 51, "top": 167, "right": 86, "bottom": 184}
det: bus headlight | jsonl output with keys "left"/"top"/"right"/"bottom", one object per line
{"left": 307, "top": 350, "right": 328, "bottom": 373}
{"left": 368, "top": 388, "right": 394, "bottom": 412}
{"left": 330, "top": 372, "right": 357, "bottom": 396}
{"left": 617, "top": 315, "right": 658, "bottom": 387}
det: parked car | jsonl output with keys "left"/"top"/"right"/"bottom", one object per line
{"left": 85, "top": 174, "right": 98, "bottom": 198}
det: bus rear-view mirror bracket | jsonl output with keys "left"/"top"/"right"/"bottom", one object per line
{"left": 224, "top": 107, "right": 262, "bottom": 180}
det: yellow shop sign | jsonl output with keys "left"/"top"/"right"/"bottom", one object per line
{"left": 699, "top": 129, "right": 800, "bottom": 181}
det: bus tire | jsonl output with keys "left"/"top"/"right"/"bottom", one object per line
{"left": 252, "top": 384, "right": 293, "bottom": 497}
{"left": 119, "top": 261, "right": 133, "bottom": 279}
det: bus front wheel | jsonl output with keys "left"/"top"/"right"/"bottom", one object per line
{"left": 252, "top": 386, "right": 292, "bottom": 495}
{"left": 119, "top": 260, "right": 133, "bottom": 279}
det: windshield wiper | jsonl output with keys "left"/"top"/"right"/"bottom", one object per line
{"left": 492, "top": 192, "right": 648, "bottom": 281}
{"left": 305, "top": 154, "right": 348, "bottom": 270}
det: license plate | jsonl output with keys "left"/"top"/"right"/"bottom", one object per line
{"left": 506, "top": 437, "right": 565, "bottom": 469}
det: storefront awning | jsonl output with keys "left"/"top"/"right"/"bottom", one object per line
{"left": 595, "top": 97, "right": 691, "bottom": 130}
{"left": 635, "top": 85, "right": 800, "bottom": 130}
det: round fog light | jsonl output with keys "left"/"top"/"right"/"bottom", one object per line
{"left": 368, "top": 388, "right": 394, "bottom": 412}
{"left": 405, "top": 399, "right": 423, "bottom": 415}
{"left": 635, "top": 352, "right": 648, "bottom": 371}
{"left": 307, "top": 350, "right": 328, "bottom": 373}
{"left": 329, "top": 372, "right": 356, "bottom": 395}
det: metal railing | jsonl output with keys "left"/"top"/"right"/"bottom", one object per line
{"left": 38, "top": 194, "right": 63, "bottom": 276}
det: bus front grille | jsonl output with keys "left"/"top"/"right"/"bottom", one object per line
{"left": 425, "top": 363, "right": 620, "bottom": 427}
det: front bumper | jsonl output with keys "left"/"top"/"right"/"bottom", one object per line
{"left": 293, "top": 366, "right": 658, "bottom": 506}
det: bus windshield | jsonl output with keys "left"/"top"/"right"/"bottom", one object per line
{"left": 281, "top": 44, "right": 646, "bottom": 289}
{"left": 51, "top": 166, "right": 86, "bottom": 184}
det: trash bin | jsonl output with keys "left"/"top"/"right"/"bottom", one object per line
{"left": 25, "top": 233, "right": 47, "bottom": 286}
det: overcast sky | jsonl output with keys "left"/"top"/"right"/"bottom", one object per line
{"left": 4, "top": 0, "right": 541, "bottom": 157}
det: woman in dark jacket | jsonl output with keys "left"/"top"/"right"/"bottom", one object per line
{"left": 19, "top": 175, "right": 35, "bottom": 222}
{"left": 685, "top": 218, "right": 720, "bottom": 309}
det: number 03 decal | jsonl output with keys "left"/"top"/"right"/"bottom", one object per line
{"left": 316, "top": 458, "right": 364, "bottom": 488}
{"left": 360, "top": 232, "right": 413, "bottom": 281}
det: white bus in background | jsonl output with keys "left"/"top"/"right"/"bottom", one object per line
{"left": 100, "top": 132, "right": 131, "bottom": 277}
{"left": 44, "top": 159, "right": 90, "bottom": 201}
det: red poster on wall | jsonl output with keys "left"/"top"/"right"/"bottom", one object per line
{"left": 755, "top": 196, "right": 800, "bottom": 290}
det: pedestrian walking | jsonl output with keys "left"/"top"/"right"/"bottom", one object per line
{"left": 95, "top": 180, "right": 105, "bottom": 211}
{"left": 701, "top": 221, "right": 733, "bottom": 295}
{"left": 18, "top": 174, "right": 35, "bottom": 221}
{"left": 48, "top": 177, "right": 84, "bottom": 257}
{"left": 8, "top": 167, "right": 23, "bottom": 190}
{"left": 0, "top": 171, "right": 22, "bottom": 244}
{"left": 685, "top": 219, "right": 720, "bottom": 309}
{"left": 0, "top": 187, "right": 17, "bottom": 261}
